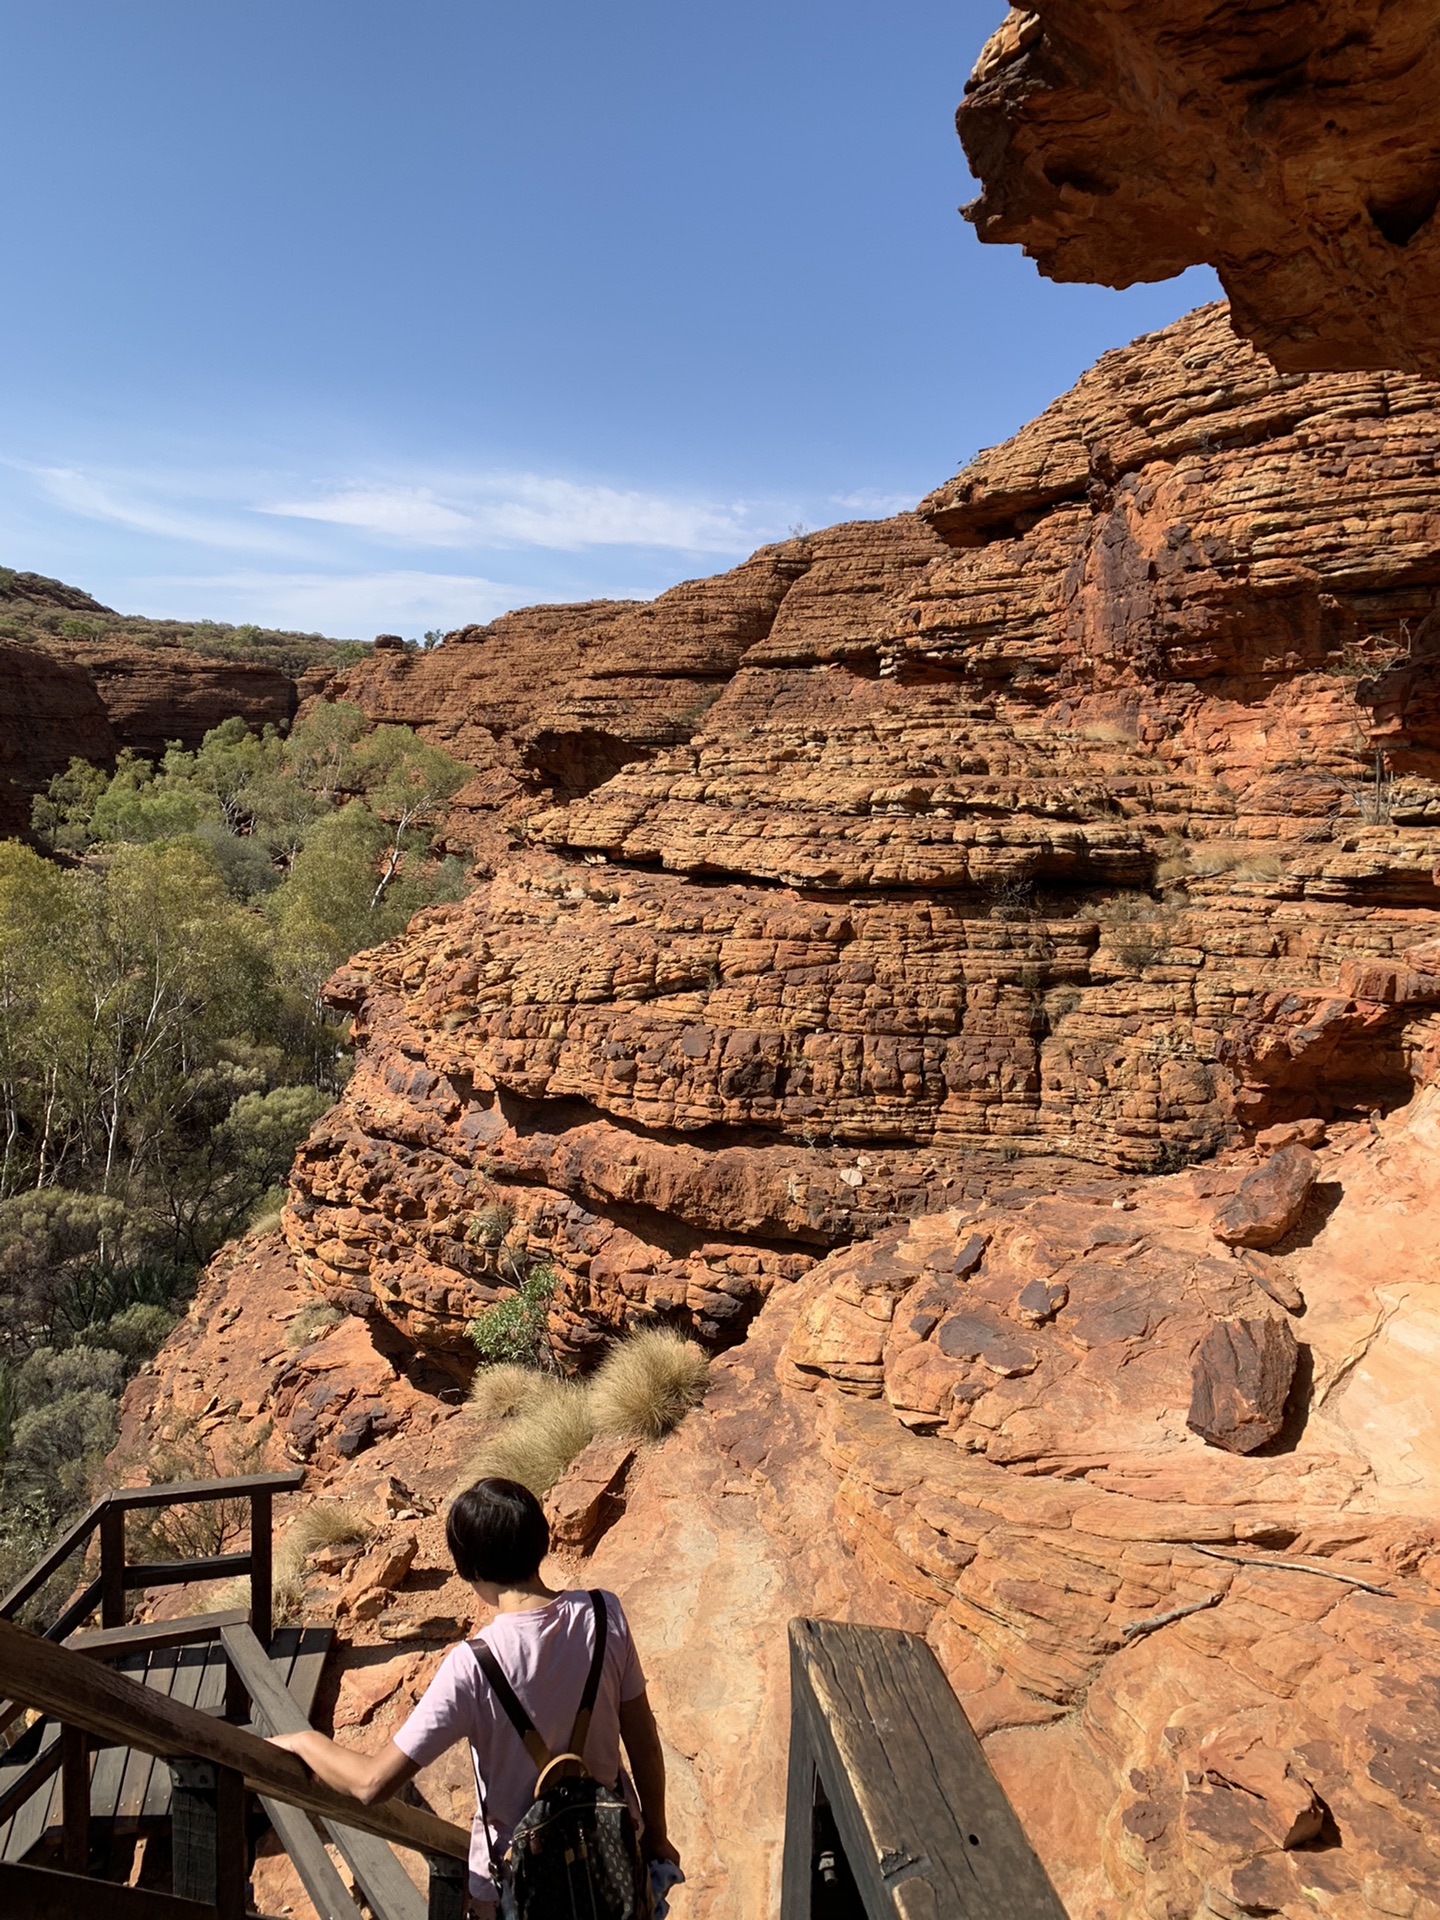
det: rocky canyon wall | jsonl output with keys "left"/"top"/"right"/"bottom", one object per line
{"left": 287, "top": 304, "right": 1440, "bottom": 1373}
{"left": 960, "top": 2, "right": 1440, "bottom": 379}
{"left": 0, "top": 569, "right": 339, "bottom": 834}
{"left": 103, "top": 300, "right": 1440, "bottom": 1920}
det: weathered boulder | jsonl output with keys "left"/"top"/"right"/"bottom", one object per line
{"left": 1212, "top": 1146, "right": 1320, "bottom": 1249}
{"left": 1186, "top": 1315, "right": 1299, "bottom": 1453}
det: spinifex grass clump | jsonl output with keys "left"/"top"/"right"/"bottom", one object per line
{"left": 464, "top": 1378, "right": 595, "bottom": 1498}
{"left": 462, "top": 1320, "right": 711, "bottom": 1497}
{"left": 588, "top": 1329, "right": 709, "bottom": 1442}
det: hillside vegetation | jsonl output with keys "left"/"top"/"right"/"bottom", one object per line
{"left": 0, "top": 702, "right": 471, "bottom": 1587}
{"left": 0, "top": 564, "right": 370, "bottom": 676}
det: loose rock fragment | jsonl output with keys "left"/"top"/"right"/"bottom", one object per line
{"left": 1212, "top": 1146, "right": 1319, "bottom": 1249}
{"left": 1187, "top": 1316, "right": 1298, "bottom": 1453}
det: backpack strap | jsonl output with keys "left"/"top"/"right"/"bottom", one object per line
{"left": 468, "top": 1592, "right": 609, "bottom": 1777}
{"left": 470, "top": 1638, "right": 552, "bottom": 1775}
{"left": 567, "top": 1591, "right": 608, "bottom": 1759}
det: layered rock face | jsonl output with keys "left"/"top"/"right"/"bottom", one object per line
{"left": 0, "top": 641, "right": 116, "bottom": 836}
{"left": 0, "top": 568, "right": 345, "bottom": 829}
{"left": 307, "top": 535, "right": 871, "bottom": 868}
{"left": 287, "top": 305, "right": 1440, "bottom": 1370}
{"left": 960, "top": 3, "right": 1440, "bottom": 380}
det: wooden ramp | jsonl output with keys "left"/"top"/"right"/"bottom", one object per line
{"left": 0, "top": 1624, "right": 331, "bottom": 1863}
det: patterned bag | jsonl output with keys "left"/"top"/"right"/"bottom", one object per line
{"left": 470, "top": 1590, "right": 652, "bottom": 1920}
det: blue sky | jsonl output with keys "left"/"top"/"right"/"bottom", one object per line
{"left": 0, "top": 1, "right": 1220, "bottom": 637}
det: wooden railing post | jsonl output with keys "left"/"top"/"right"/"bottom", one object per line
{"left": 60, "top": 1725, "right": 90, "bottom": 1874}
{"left": 427, "top": 1853, "right": 468, "bottom": 1920}
{"left": 98, "top": 1503, "right": 126, "bottom": 1630}
{"left": 782, "top": 1618, "right": 1070, "bottom": 1919}
{"left": 170, "top": 1757, "right": 248, "bottom": 1920}
{"left": 248, "top": 1488, "right": 273, "bottom": 1648}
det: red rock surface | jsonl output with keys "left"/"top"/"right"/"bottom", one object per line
{"left": 36, "top": 638, "right": 298, "bottom": 758}
{"left": 285, "top": 306, "right": 1440, "bottom": 1363}
{"left": 103, "top": 306, "right": 1440, "bottom": 1920}
{"left": 0, "top": 641, "right": 116, "bottom": 835}
{"left": 117, "top": 1083, "right": 1440, "bottom": 1918}
{"left": 959, "top": 2, "right": 1440, "bottom": 379}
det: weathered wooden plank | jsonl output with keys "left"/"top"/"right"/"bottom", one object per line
{"left": 141, "top": 1645, "right": 214, "bottom": 1822}
{"left": 68, "top": 1610, "right": 251, "bottom": 1658}
{"left": 283, "top": 1629, "right": 334, "bottom": 1722}
{"left": 785, "top": 1619, "right": 1069, "bottom": 1920}
{"left": 0, "top": 1725, "right": 61, "bottom": 1829}
{"left": 116, "top": 1647, "right": 180, "bottom": 1827}
{"left": 0, "top": 1616, "right": 467, "bottom": 1861}
{"left": 223, "top": 1623, "right": 426, "bottom": 1920}
{"left": 122, "top": 1553, "right": 252, "bottom": 1590}
{"left": 0, "top": 1858, "right": 218, "bottom": 1919}
{"left": 88, "top": 1651, "right": 148, "bottom": 1825}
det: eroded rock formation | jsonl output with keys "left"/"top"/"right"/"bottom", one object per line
{"left": 0, "top": 568, "right": 348, "bottom": 829}
{"left": 286, "top": 306, "right": 1440, "bottom": 1368}
{"left": 103, "top": 303, "right": 1440, "bottom": 1920}
{"left": 959, "top": 2, "right": 1440, "bottom": 379}
{"left": 118, "top": 1092, "right": 1440, "bottom": 1918}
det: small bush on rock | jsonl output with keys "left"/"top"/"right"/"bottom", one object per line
{"left": 466, "top": 1264, "right": 556, "bottom": 1366}
{"left": 589, "top": 1329, "right": 709, "bottom": 1442}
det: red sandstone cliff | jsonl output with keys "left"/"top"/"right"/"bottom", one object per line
{"left": 960, "top": 2, "right": 1440, "bottom": 380}
{"left": 0, "top": 569, "right": 352, "bottom": 831}
{"left": 107, "top": 304, "right": 1440, "bottom": 1920}
{"left": 285, "top": 305, "right": 1440, "bottom": 1368}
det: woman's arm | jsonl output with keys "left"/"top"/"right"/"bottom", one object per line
{"left": 618, "top": 1690, "right": 679, "bottom": 1867}
{"left": 268, "top": 1728, "right": 419, "bottom": 1806}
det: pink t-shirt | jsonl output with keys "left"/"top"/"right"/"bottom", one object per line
{"left": 393, "top": 1589, "right": 646, "bottom": 1902}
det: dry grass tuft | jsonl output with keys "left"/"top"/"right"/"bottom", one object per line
{"left": 285, "top": 1300, "right": 344, "bottom": 1348}
{"left": 285, "top": 1501, "right": 373, "bottom": 1559}
{"left": 462, "top": 1379, "right": 594, "bottom": 1497}
{"left": 589, "top": 1329, "right": 709, "bottom": 1442}
{"left": 467, "top": 1362, "right": 550, "bottom": 1424}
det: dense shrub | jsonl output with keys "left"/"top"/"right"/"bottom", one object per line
{"left": 0, "top": 703, "right": 472, "bottom": 1571}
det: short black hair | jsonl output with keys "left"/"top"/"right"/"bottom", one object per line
{"left": 446, "top": 1477, "right": 550, "bottom": 1585}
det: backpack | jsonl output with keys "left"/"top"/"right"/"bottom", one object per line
{"left": 470, "top": 1590, "right": 652, "bottom": 1920}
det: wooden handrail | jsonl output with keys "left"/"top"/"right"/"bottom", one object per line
{"left": 0, "top": 1503, "right": 106, "bottom": 1618}
{"left": 0, "top": 1860, "right": 219, "bottom": 1919}
{"left": 0, "top": 1618, "right": 469, "bottom": 1863}
{"left": 100, "top": 1471, "right": 306, "bottom": 1512}
{"left": 0, "top": 1467, "right": 306, "bottom": 1660}
{"left": 781, "top": 1618, "right": 1069, "bottom": 1919}
{"left": 66, "top": 1609, "right": 252, "bottom": 1657}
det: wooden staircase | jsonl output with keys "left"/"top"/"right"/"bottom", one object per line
{"left": 0, "top": 1473, "right": 469, "bottom": 1920}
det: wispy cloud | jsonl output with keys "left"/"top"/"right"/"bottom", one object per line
{"left": 127, "top": 570, "right": 529, "bottom": 637}
{"left": 31, "top": 464, "right": 299, "bottom": 554}
{"left": 262, "top": 472, "right": 773, "bottom": 554}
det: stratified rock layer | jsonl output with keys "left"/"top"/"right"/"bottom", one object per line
{"left": 286, "top": 307, "right": 1440, "bottom": 1363}
{"left": 960, "top": 2, "right": 1440, "bottom": 379}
